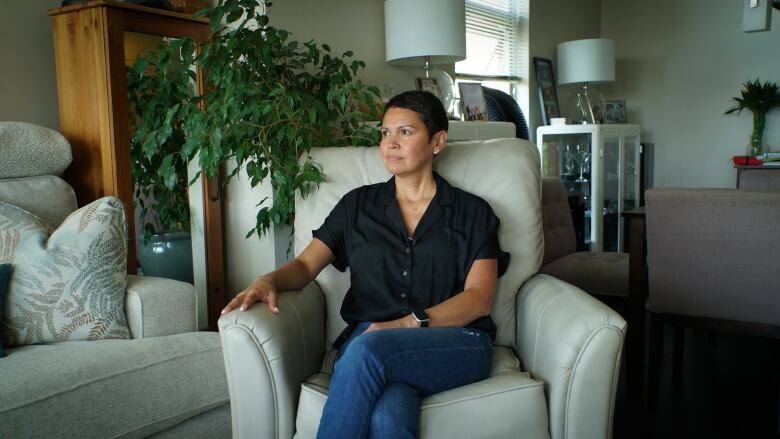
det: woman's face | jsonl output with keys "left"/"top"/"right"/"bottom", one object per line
{"left": 379, "top": 107, "right": 446, "bottom": 176}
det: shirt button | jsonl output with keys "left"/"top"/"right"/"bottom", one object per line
{"left": 405, "top": 248, "right": 410, "bottom": 254}
{"left": 400, "top": 293, "right": 407, "bottom": 298}
{"left": 402, "top": 270, "right": 408, "bottom": 277}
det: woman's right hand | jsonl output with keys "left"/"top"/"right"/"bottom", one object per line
{"left": 221, "top": 276, "right": 280, "bottom": 315}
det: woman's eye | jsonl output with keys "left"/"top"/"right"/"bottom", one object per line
{"left": 380, "top": 130, "right": 389, "bottom": 137}
{"left": 401, "top": 129, "right": 411, "bottom": 136}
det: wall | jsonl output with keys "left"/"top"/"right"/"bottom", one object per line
{"left": 601, "top": 0, "right": 780, "bottom": 188}
{"left": 528, "top": 0, "right": 602, "bottom": 140}
{"left": 268, "top": 0, "right": 414, "bottom": 98}
{"left": 0, "top": 0, "right": 61, "bottom": 129}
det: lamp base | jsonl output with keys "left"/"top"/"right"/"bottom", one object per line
{"left": 566, "top": 83, "right": 606, "bottom": 124}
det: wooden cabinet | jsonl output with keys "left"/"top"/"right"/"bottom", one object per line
{"left": 49, "top": 0, "right": 225, "bottom": 329}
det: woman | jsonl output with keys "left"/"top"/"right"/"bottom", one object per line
{"left": 221, "top": 91, "right": 509, "bottom": 438}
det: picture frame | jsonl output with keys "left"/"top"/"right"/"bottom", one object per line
{"left": 533, "top": 57, "right": 561, "bottom": 125}
{"left": 604, "top": 100, "right": 627, "bottom": 124}
{"left": 416, "top": 77, "right": 443, "bottom": 101}
{"left": 457, "top": 82, "right": 488, "bottom": 121}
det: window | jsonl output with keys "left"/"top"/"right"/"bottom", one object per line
{"left": 455, "top": 0, "right": 529, "bottom": 118}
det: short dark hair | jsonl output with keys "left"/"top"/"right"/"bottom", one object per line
{"left": 383, "top": 91, "right": 448, "bottom": 140}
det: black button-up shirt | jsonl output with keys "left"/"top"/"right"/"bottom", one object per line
{"left": 313, "top": 172, "right": 510, "bottom": 341}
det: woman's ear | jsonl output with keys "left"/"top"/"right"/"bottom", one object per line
{"left": 432, "top": 130, "right": 448, "bottom": 155}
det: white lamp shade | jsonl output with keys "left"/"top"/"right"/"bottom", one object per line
{"left": 557, "top": 38, "right": 615, "bottom": 85}
{"left": 384, "top": 0, "right": 466, "bottom": 66}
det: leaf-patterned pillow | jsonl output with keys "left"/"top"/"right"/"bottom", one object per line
{"left": 0, "top": 197, "right": 129, "bottom": 346}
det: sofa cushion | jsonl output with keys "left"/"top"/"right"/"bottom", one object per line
{"left": 0, "top": 332, "right": 229, "bottom": 438}
{"left": 539, "top": 251, "right": 628, "bottom": 297}
{"left": 0, "top": 175, "right": 78, "bottom": 227}
{"left": 0, "top": 121, "right": 72, "bottom": 178}
{"left": 294, "top": 346, "right": 550, "bottom": 439}
{"left": 0, "top": 264, "right": 9, "bottom": 357}
{"left": 0, "top": 197, "right": 130, "bottom": 346}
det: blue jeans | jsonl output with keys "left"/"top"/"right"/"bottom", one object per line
{"left": 316, "top": 322, "right": 493, "bottom": 439}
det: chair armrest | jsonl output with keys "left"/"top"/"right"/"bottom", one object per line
{"left": 516, "top": 274, "right": 626, "bottom": 439}
{"left": 124, "top": 274, "right": 197, "bottom": 338}
{"left": 218, "top": 282, "right": 327, "bottom": 439}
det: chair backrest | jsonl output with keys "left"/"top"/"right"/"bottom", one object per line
{"left": 294, "top": 138, "right": 543, "bottom": 348}
{"left": 541, "top": 177, "right": 576, "bottom": 265}
{"left": 646, "top": 188, "right": 780, "bottom": 326}
{"left": 0, "top": 121, "right": 77, "bottom": 227}
{"left": 482, "top": 86, "right": 530, "bottom": 140}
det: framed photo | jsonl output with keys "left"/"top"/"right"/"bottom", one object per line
{"left": 457, "top": 82, "right": 488, "bottom": 121}
{"left": 416, "top": 77, "right": 443, "bottom": 101}
{"left": 604, "top": 100, "right": 627, "bottom": 124}
{"left": 533, "top": 57, "right": 561, "bottom": 125}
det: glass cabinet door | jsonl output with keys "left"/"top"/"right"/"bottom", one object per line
{"left": 602, "top": 134, "right": 620, "bottom": 252}
{"left": 540, "top": 133, "right": 593, "bottom": 251}
{"left": 623, "top": 135, "right": 641, "bottom": 212}
{"left": 539, "top": 125, "right": 642, "bottom": 254}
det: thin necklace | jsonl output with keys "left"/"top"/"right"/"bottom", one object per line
{"left": 401, "top": 192, "right": 434, "bottom": 212}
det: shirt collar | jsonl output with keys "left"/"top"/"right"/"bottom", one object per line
{"left": 379, "top": 172, "right": 454, "bottom": 239}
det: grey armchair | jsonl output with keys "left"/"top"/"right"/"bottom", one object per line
{"left": 645, "top": 188, "right": 780, "bottom": 407}
{"left": 219, "top": 139, "right": 626, "bottom": 439}
{"left": 539, "top": 177, "right": 629, "bottom": 300}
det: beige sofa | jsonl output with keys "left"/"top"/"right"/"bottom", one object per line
{"left": 0, "top": 121, "right": 230, "bottom": 438}
{"left": 219, "top": 138, "right": 627, "bottom": 439}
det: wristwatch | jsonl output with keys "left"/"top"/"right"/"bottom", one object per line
{"left": 411, "top": 308, "right": 430, "bottom": 328}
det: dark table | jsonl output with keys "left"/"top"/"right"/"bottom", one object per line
{"left": 622, "top": 207, "right": 647, "bottom": 403}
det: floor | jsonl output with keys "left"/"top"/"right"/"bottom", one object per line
{"left": 612, "top": 325, "right": 780, "bottom": 439}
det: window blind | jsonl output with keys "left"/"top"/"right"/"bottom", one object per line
{"left": 456, "top": 0, "right": 527, "bottom": 79}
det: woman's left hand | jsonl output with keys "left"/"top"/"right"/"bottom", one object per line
{"left": 364, "top": 315, "right": 418, "bottom": 333}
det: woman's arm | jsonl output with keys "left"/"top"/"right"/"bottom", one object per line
{"left": 221, "top": 238, "right": 335, "bottom": 315}
{"left": 365, "top": 258, "right": 497, "bottom": 331}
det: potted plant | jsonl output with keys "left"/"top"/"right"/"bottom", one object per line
{"left": 128, "top": 0, "right": 381, "bottom": 244}
{"left": 725, "top": 78, "right": 780, "bottom": 158}
{"left": 127, "top": 54, "right": 195, "bottom": 283}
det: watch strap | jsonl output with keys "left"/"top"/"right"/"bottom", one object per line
{"left": 412, "top": 308, "right": 430, "bottom": 327}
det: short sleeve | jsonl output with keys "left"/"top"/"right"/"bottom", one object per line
{"left": 473, "top": 204, "right": 511, "bottom": 278}
{"left": 312, "top": 197, "right": 350, "bottom": 272}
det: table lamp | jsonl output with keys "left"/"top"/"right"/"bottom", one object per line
{"left": 384, "top": 0, "right": 466, "bottom": 115}
{"left": 557, "top": 38, "right": 615, "bottom": 124}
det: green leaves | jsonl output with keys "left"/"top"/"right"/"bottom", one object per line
{"left": 128, "top": 0, "right": 382, "bottom": 240}
{"left": 725, "top": 78, "right": 780, "bottom": 157}
{"left": 725, "top": 78, "right": 780, "bottom": 116}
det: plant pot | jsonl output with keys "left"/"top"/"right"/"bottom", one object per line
{"left": 136, "top": 231, "right": 194, "bottom": 284}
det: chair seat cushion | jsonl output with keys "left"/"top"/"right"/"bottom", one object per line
{"left": 0, "top": 332, "right": 229, "bottom": 438}
{"left": 294, "top": 346, "right": 550, "bottom": 439}
{"left": 539, "top": 251, "right": 628, "bottom": 297}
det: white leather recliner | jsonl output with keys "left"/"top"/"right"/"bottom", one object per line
{"left": 218, "top": 138, "right": 626, "bottom": 439}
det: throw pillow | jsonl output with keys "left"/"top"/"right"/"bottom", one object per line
{"left": 0, "top": 263, "right": 10, "bottom": 357}
{"left": 0, "top": 197, "right": 130, "bottom": 346}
